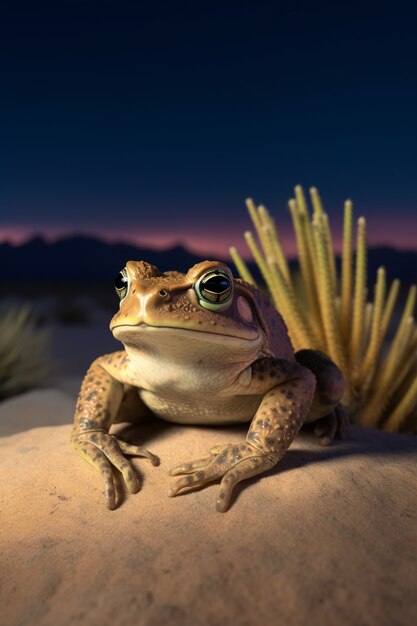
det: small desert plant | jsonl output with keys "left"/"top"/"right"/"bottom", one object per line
{"left": 230, "top": 186, "right": 417, "bottom": 433}
{"left": 0, "top": 305, "right": 49, "bottom": 400}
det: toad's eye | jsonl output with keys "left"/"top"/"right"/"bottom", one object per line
{"left": 115, "top": 268, "right": 129, "bottom": 300}
{"left": 194, "top": 269, "right": 233, "bottom": 311}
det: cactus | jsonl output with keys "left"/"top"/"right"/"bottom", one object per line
{"left": 0, "top": 305, "right": 49, "bottom": 401}
{"left": 230, "top": 186, "right": 417, "bottom": 432}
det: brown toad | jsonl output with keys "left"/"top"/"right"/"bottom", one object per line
{"left": 72, "top": 260, "right": 346, "bottom": 511}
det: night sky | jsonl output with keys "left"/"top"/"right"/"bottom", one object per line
{"left": 0, "top": 0, "right": 416, "bottom": 258}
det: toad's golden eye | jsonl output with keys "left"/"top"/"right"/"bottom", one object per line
{"left": 194, "top": 269, "right": 233, "bottom": 311}
{"left": 115, "top": 268, "right": 129, "bottom": 300}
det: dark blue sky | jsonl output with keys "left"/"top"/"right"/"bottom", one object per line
{"left": 0, "top": 0, "right": 416, "bottom": 256}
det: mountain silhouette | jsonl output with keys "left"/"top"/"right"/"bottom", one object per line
{"left": 0, "top": 236, "right": 416, "bottom": 285}
{"left": 0, "top": 236, "right": 207, "bottom": 283}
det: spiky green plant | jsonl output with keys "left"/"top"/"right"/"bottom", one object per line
{"left": 0, "top": 305, "right": 49, "bottom": 401}
{"left": 230, "top": 186, "right": 417, "bottom": 433}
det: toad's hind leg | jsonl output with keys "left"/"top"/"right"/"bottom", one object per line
{"left": 295, "top": 349, "right": 348, "bottom": 445}
{"left": 312, "top": 405, "right": 350, "bottom": 446}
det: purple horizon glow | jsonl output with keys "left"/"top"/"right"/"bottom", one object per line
{"left": 1, "top": 211, "right": 416, "bottom": 260}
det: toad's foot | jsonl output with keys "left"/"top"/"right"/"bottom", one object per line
{"left": 71, "top": 430, "right": 159, "bottom": 509}
{"left": 313, "top": 404, "right": 350, "bottom": 446}
{"left": 168, "top": 442, "right": 276, "bottom": 512}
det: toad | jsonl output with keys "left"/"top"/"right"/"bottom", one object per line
{"left": 72, "top": 260, "right": 346, "bottom": 511}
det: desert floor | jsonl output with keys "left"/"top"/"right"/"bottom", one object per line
{"left": 1, "top": 313, "right": 416, "bottom": 626}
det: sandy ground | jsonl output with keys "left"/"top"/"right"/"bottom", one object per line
{"left": 1, "top": 320, "right": 417, "bottom": 626}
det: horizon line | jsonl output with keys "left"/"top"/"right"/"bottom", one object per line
{"left": 1, "top": 231, "right": 417, "bottom": 260}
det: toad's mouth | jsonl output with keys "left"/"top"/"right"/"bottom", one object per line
{"left": 112, "top": 322, "right": 260, "bottom": 345}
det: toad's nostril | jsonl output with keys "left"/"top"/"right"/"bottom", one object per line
{"left": 159, "top": 289, "right": 168, "bottom": 297}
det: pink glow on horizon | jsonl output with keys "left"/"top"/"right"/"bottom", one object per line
{"left": 0, "top": 223, "right": 303, "bottom": 258}
{"left": 1, "top": 213, "right": 416, "bottom": 259}
{"left": 0, "top": 227, "right": 35, "bottom": 245}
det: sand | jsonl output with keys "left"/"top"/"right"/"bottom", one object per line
{"left": 1, "top": 387, "right": 416, "bottom": 626}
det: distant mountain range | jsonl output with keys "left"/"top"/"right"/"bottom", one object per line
{"left": 0, "top": 235, "right": 416, "bottom": 285}
{"left": 0, "top": 236, "right": 207, "bottom": 284}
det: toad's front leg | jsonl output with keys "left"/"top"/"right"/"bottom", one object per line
{"left": 71, "top": 352, "right": 158, "bottom": 509}
{"left": 169, "top": 358, "right": 316, "bottom": 511}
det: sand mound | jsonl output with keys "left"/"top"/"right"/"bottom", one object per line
{"left": 1, "top": 390, "right": 416, "bottom": 626}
